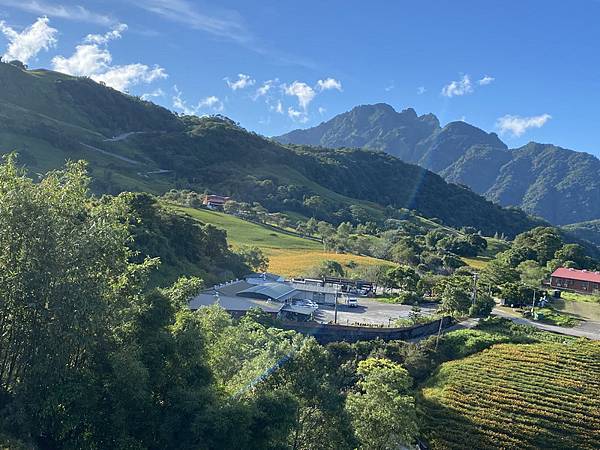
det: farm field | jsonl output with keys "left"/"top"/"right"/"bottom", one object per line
{"left": 265, "top": 248, "right": 393, "bottom": 278}
{"left": 419, "top": 341, "right": 600, "bottom": 450}
{"left": 166, "top": 204, "right": 392, "bottom": 277}
{"left": 461, "top": 255, "right": 492, "bottom": 269}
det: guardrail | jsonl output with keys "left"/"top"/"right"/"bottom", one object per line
{"left": 278, "top": 316, "right": 454, "bottom": 344}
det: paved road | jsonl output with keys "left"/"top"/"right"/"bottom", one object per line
{"left": 493, "top": 307, "right": 600, "bottom": 340}
{"left": 103, "top": 131, "right": 147, "bottom": 142}
{"left": 314, "top": 298, "right": 436, "bottom": 326}
{"left": 80, "top": 142, "right": 140, "bottom": 165}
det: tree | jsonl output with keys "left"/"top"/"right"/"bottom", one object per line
{"left": 264, "top": 340, "right": 356, "bottom": 450}
{"left": 501, "top": 282, "right": 535, "bottom": 307}
{"left": 469, "top": 292, "right": 495, "bottom": 317}
{"left": 553, "top": 243, "right": 590, "bottom": 269}
{"left": 345, "top": 358, "right": 418, "bottom": 449}
{"left": 309, "top": 260, "right": 345, "bottom": 278}
{"left": 385, "top": 266, "right": 420, "bottom": 291}
{"left": 238, "top": 246, "right": 269, "bottom": 272}
{"left": 518, "top": 260, "right": 549, "bottom": 289}
{"left": 438, "top": 276, "right": 473, "bottom": 314}
{"left": 480, "top": 259, "right": 520, "bottom": 289}
{"left": 0, "top": 158, "right": 156, "bottom": 442}
{"left": 317, "top": 221, "right": 336, "bottom": 250}
{"left": 394, "top": 291, "right": 422, "bottom": 305}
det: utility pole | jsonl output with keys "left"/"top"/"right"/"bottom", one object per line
{"left": 334, "top": 285, "right": 339, "bottom": 324}
{"left": 472, "top": 273, "right": 479, "bottom": 306}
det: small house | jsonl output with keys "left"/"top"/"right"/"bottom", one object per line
{"left": 203, "top": 194, "right": 231, "bottom": 210}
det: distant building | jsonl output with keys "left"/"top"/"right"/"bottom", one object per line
{"left": 550, "top": 268, "right": 600, "bottom": 295}
{"left": 203, "top": 194, "right": 231, "bottom": 209}
{"left": 189, "top": 275, "right": 319, "bottom": 320}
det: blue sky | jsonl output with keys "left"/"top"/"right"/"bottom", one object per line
{"left": 1, "top": 0, "right": 600, "bottom": 156}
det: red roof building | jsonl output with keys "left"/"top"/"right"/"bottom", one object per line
{"left": 203, "top": 194, "right": 231, "bottom": 209}
{"left": 550, "top": 268, "right": 600, "bottom": 295}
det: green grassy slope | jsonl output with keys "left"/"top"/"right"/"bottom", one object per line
{"left": 167, "top": 204, "right": 322, "bottom": 250}
{"left": 165, "top": 204, "right": 393, "bottom": 277}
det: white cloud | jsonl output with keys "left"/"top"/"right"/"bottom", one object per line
{"left": 172, "top": 85, "right": 195, "bottom": 115}
{"left": 496, "top": 113, "right": 552, "bottom": 137}
{"left": 284, "top": 81, "right": 315, "bottom": 110}
{"left": 417, "top": 86, "right": 426, "bottom": 95}
{"left": 317, "top": 77, "right": 342, "bottom": 91}
{"left": 225, "top": 73, "right": 255, "bottom": 90}
{"left": 198, "top": 95, "right": 224, "bottom": 112}
{"left": 441, "top": 74, "right": 473, "bottom": 97}
{"left": 141, "top": 88, "right": 165, "bottom": 100}
{"left": 51, "top": 23, "right": 167, "bottom": 92}
{"left": 271, "top": 100, "right": 283, "bottom": 114}
{"left": 478, "top": 75, "right": 495, "bottom": 86}
{"left": 288, "top": 106, "right": 308, "bottom": 123}
{"left": 0, "top": 16, "right": 57, "bottom": 64}
{"left": 254, "top": 79, "right": 277, "bottom": 99}
{"left": 0, "top": 1, "right": 113, "bottom": 25}
{"left": 385, "top": 81, "right": 395, "bottom": 92}
{"left": 84, "top": 23, "right": 127, "bottom": 45}
{"left": 93, "top": 64, "right": 166, "bottom": 92}
{"left": 52, "top": 44, "right": 109, "bottom": 75}
{"left": 172, "top": 86, "right": 223, "bottom": 115}
{"left": 318, "top": 106, "right": 326, "bottom": 115}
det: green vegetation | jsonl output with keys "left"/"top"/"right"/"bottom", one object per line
{"left": 0, "top": 63, "right": 544, "bottom": 238}
{"left": 277, "top": 103, "right": 600, "bottom": 227}
{"left": 561, "top": 290, "right": 600, "bottom": 303}
{"left": 563, "top": 219, "right": 600, "bottom": 247}
{"left": 167, "top": 203, "right": 321, "bottom": 250}
{"left": 420, "top": 341, "right": 600, "bottom": 449}
{"left": 533, "top": 307, "right": 580, "bottom": 327}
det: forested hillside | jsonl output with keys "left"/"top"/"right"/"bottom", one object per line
{"left": 277, "top": 103, "right": 600, "bottom": 225}
{"left": 0, "top": 62, "right": 543, "bottom": 237}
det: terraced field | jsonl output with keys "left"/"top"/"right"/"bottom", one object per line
{"left": 420, "top": 341, "right": 600, "bottom": 449}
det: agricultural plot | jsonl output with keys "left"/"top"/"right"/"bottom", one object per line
{"left": 420, "top": 341, "right": 600, "bottom": 450}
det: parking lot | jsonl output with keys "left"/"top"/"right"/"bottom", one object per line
{"left": 313, "top": 298, "right": 438, "bottom": 326}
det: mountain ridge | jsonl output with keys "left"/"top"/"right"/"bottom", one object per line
{"left": 0, "top": 61, "right": 544, "bottom": 238}
{"left": 276, "top": 104, "right": 600, "bottom": 225}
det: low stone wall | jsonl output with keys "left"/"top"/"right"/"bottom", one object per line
{"left": 278, "top": 316, "right": 454, "bottom": 344}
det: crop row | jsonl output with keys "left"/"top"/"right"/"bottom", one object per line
{"left": 420, "top": 342, "right": 600, "bottom": 449}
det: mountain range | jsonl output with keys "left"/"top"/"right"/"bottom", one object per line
{"left": 0, "top": 60, "right": 545, "bottom": 238}
{"left": 276, "top": 103, "right": 600, "bottom": 226}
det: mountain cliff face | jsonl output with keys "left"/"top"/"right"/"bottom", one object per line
{"left": 0, "top": 62, "right": 542, "bottom": 237}
{"left": 276, "top": 104, "right": 600, "bottom": 225}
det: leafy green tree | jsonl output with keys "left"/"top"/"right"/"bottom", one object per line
{"left": 480, "top": 259, "right": 520, "bottom": 289}
{"left": 265, "top": 340, "right": 356, "bottom": 450}
{"left": 517, "top": 260, "right": 549, "bottom": 289}
{"left": 238, "top": 246, "right": 270, "bottom": 272}
{"left": 385, "top": 266, "right": 420, "bottom": 291}
{"left": 553, "top": 243, "right": 591, "bottom": 269}
{"left": 439, "top": 276, "right": 473, "bottom": 314}
{"left": 469, "top": 292, "right": 495, "bottom": 317}
{"left": 394, "top": 291, "right": 422, "bottom": 305}
{"left": 501, "top": 282, "right": 535, "bottom": 307}
{"left": 345, "top": 358, "right": 418, "bottom": 449}
{"left": 309, "top": 260, "right": 345, "bottom": 278}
